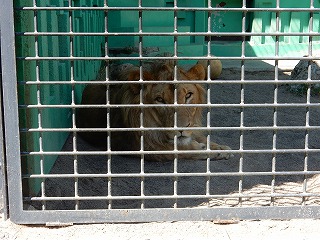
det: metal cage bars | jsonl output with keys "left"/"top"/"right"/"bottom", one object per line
{"left": 1, "top": 0, "right": 320, "bottom": 223}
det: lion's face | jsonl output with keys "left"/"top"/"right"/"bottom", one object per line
{"left": 125, "top": 63, "right": 207, "bottom": 146}
{"left": 144, "top": 83, "right": 205, "bottom": 144}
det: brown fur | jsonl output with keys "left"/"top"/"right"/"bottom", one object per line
{"left": 77, "top": 62, "right": 232, "bottom": 161}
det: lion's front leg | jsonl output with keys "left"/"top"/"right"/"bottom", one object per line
{"left": 186, "top": 133, "right": 233, "bottom": 160}
{"left": 176, "top": 139, "right": 231, "bottom": 160}
{"left": 177, "top": 140, "right": 206, "bottom": 160}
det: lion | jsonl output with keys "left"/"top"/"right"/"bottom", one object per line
{"left": 77, "top": 61, "right": 232, "bottom": 161}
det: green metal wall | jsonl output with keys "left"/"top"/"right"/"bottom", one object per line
{"left": 211, "top": 0, "right": 320, "bottom": 57}
{"left": 15, "top": 0, "right": 105, "bottom": 194}
{"left": 107, "top": 0, "right": 320, "bottom": 57}
{"left": 108, "top": 0, "right": 207, "bottom": 59}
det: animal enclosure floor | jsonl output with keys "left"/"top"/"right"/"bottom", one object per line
{"left": 37, "top": 67, "right": 320, "bottom": 210}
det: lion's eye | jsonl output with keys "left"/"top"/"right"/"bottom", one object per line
{"left": 185, "top": 92, "right": 193, "bottom": 99}
{"left": 155, "top": 97, "right": 165, "bottom": 103}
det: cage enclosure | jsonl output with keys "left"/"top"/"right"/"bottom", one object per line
{"left": 2, "top": 0, "right": 320, "bottom": 223}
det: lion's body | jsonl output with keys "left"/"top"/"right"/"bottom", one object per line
{"left": 77, "top": 62, "right": 232, "bottom": 161}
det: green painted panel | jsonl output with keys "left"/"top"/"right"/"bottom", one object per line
{"left": 210, "top": 0, "right": 247, "bottom": 33}
{"left": 14, "top": 0, "right": 105, "bottom": 195}
{"left": 251, "top": 0, "right": 320, "bottom": 45}
{"left": 107, "top": 0, "right": 207, "bottom": 58}
{"left": 212, "top": 0, "right": 320, "bottom": 57}
{"left": 15, "top": 0, "right": 40, "bottom": 195}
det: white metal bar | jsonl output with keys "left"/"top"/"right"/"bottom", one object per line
{"left": 22, "top": 170, "right": 320, "bottom": 179}
{"left": 20, "top": 149, "right": 320, "bottom": 157}
{"left": 32, "top": 0, "right": 47, "bottom": 211}
{"left": 14, "top": 6, "right": 320, "bottom": 12}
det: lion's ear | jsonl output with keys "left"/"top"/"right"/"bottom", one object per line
{"left": 187, "top": 63, "right": 206, "bottom": 80}
{"left": 126, "top": 69, "right": 139, "bottom": 94}
{"left": 195, "top": 84, "right": 206, "bottom": 104}
{"left": 127, "top": 69, "right": 153, "bottom": 95}
{"left": 127, "top": 69, "right": 141, "bottom": 81}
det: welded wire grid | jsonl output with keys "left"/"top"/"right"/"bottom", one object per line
{"left": 7, "top": 0, "right": 320, "bottom": 222}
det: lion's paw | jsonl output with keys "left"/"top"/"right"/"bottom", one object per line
{"left": 199, "top": 143, "right": 206, "bottom": 150}
{"left": 210, "top": 144, "right": 233, "bottom": 160}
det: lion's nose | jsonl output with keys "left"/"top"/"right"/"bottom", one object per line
{"left": 178, "top": 123, "right": 191, "bottom": 136}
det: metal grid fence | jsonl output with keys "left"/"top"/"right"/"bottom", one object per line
{"left": 1, "top": 0, "right": 320, "bottom": 224}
